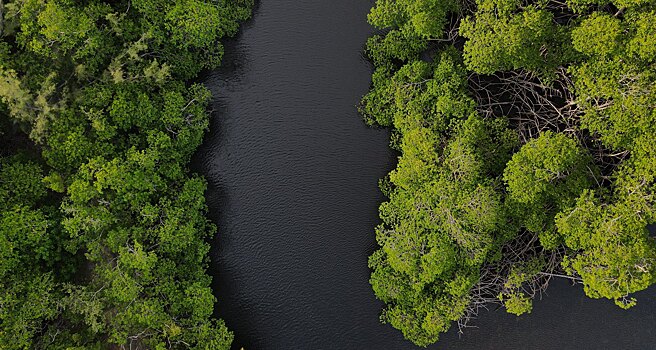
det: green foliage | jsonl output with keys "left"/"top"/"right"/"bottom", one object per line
{"left": 365, "top": 0, "right": 460, "bottom": 67}
{"left": 571, "top": 13, "right": 622, "bottom": 58}
{"left": 361, "top": 48, "right": 475, "bottom": 131}
{"left": 365, "top": 27, "right": 427, "bottom": 67}
{"left": 0, "top": 157, "right": 46, "bottom": 210}
{"left": 166, "top": 0, "right": 222, "bottom": 48}
{"left": 0, "top": 0, "right": 251, "bottom": 348}
{"left": 498, "top": 258, "right": 544, "bottom": 315}
{"left": 363, "top": 0, "right": 656, "bottom": 346}
{"left": 460, "top": 0, "right": 571, "bottom": 77}
{"left": 0, "top": 157, "right": 61, "bottom": 349}
{"left": 366, "top": 48, "right": 520, "bottom": 346}
{"left": 566, "top": 0, "right": 651, "bottom": 13}
{"left": 27, "top": 1, "right": 97, "bottom": 58}
{"left": 571, "top": 9, "right": 656, "bottom": 152}
{"left": 504, "top": 131, "right": 596, "bottom": 248}
{"left": 557, "top": 190, "right": 656, "bottom": 308}
{"left": 369, "top": 0, "right": 460, "bottom": 38}
{"left": 560, "top": 7, "right": 656, "bottom": 309}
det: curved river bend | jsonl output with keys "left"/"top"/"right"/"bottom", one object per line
{"left": 192, "top": 1, "right": 656, "bottom": 349}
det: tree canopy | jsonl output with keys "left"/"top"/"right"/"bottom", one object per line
{"left": 362, "top": 0, "right": 656, "bottom": 346}
{"left": 0, "top": 0, "right": 252, "bottom": 348}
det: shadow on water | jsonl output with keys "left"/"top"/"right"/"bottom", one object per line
{"left": 191, "top": 1, "right": 656, "bottom": 349}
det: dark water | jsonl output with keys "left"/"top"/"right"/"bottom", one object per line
{"left": 192, "top": 1, "right": 656, "bottom": 349}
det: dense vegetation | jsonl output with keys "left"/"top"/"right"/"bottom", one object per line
{"left": 362, "top": 0, "right": 656, "bottom": 346}
{"left": 0, "top": 0, "right": 251, "bottom": 348}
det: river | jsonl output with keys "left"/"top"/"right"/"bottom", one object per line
{"left": 192, "top": 1, "right": 656, "bottom": 349}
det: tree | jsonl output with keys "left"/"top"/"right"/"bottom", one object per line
{"left": 460, "top": 0, "right": 570, "bottom": 77}
{"left": 503, "top": 131, "right": 596, "bottom": 249}
{"left": 0, "top": 0, "right": 252, "bottom": 347}
{"left": 366, "top": 51, "right": 518, "bottom": 345}
{"left": 0, "top": 157, "right": 61, "bottom": 349}
{"left": 557, "top": 190, "right": 656, "bottom": 308}
{"left": 362, "top": 0, "right": 656, "bottom": 346}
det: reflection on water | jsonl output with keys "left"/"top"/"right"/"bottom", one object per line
{"left": 191, "top": 1, "right": 656, "bottom": 349}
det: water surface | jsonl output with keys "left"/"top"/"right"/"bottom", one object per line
{"left": 193, "top": 1, "right": 656, "bottom": 349}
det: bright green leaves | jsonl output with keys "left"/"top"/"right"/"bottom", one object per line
{"left": 61, "top": 150, "right": 226, "bottom": 346}
{"left": 572, "top": 13, "right": 623, "bottom": 58}
{"left": 498, "top": 258, "right": 544, "bottom": 316}
{"left": 460, "top": 1, "right": 569, "bottom": 76}
{"left": 156, "top": 84, "right": 213, "bottom": 162}
{"left": 364, "top": 0, "right": 656, "bottom": 345}
{"left": 367, "top": 46, "right": 519, "bottom": 344}
{"left": 129, "top": 0, "right": 252, "bottom": 79}
{"left": 369, "top": 0, "right": 460, "bottom": 37}
{"left": 38, "top": 80, "right": 211, "bottom": 174}
{"left": 360, "top": 66, "right": 406, "bottom": 127}
{"left": 369, "top": 0, "right": 414, "bottom": 29}
{"left": 571, "top": 10, "right": 656, "bottom": 152}
{"left": 571, "top": 58, "right": 652, "bottom": 151}
{"left": 155, "top": 176, "right": 214, "bottom": 260}
{"left": 498, "top": 257, "right": 545, "bottom": 316}
{"left": 504, "top": 132, "right": 592, "bottom": 205}
{"left": 188, "top": 319, "right": 234, "bottom": 350}
{"left": 391, "top": 126, "right": 441, "bottom": 190}
{"left": 15, "top": 0, "right": 113, "bottom": 80}
{"left": 361, "top": 50, "right": 474, "bottom": 132}
{"left": 0, "top": 206, "right": 50, "bottom": 274}
{"left": 437, "top": 116, "right": 517, "bottom": 262}
{"left": 370, "top": 243, "right": 474, "bottom": 346}
{"left": 31, "top": 1, "right": 95, "bottom": 57}
{"left": 0, "top": 157, "right": 53, "bottom": 280}
{"left": 567, "top": 0, "right": 651, "bottom": 12}
{"left": 59, "top": 141, "right": 223, "bottom": 346}
{"left": 0, "top": 0, "right": 250, "bottom": 347}
{"left": 164, "top": 0, "right": 225, "bottom": 74}
{"left": 166, "top": 0, "right": 222, "bottom": 48}
{"left": 76, "top": 150, "right": 166, "bottom": 211}
{"left": 448, "top": 114, "right": 518, "bottom": 179}
{"left": 435, "top": 180, "right": 502, "bottom": 265}
{"left": 627, "top": 11, "right": 656, "bottom": 62}
{"left": 0, "top": 272, "right": 57, "bottom": 348}
{"left": 366, "top": 0, "right": 460, "bottom": 67}
{"left": 557, "top": 190, "right": 656, "bottom": 308}
{"left": 366, "top": 28, "right": 427, "bottom": 67}
{"left": 566, "top": 8, "right": 656, "bottom": 310}
{"left": 378, "top": 52, "right": 476, "bottom": 192}
{"left": 109, "top": 87, "right": 158, "bottom": 130}
{"left": 0, "top": 68, "right": 36, "bottom": 125}
{"left": 0, "top": 156, "right": 62, "bottom": 350}
{"left": 504, "top": 131, "right": 596, "bottom": 248}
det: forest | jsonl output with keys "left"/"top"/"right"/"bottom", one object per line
{"left": 362, "top": 0, "right": 656, "bottom": 346}
{"left": 1, "top": 0, "right": 655, "bottom": 348}
{"left": 0, "top": 0, "right": 252, "bottom": 348}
